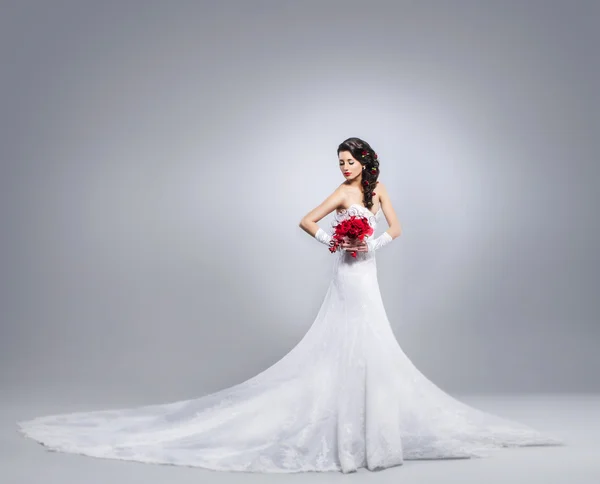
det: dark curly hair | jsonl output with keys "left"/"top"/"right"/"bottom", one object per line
{"left": 337, "top": 137, "right": 380, "bottom": 211}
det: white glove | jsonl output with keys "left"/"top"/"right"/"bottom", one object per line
{"left": 366, "top": 231, "right": 393, "bottom": 252}
{"left": 315, "top": 228, "right": 333, "bottom": 247}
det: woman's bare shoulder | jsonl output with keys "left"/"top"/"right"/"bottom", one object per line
{"left": 376, "top": 180, "right": 389, "bottom": 194}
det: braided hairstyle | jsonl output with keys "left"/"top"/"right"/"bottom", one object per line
{"left": 337, "top": 137, "right": 380, "bottom": 211}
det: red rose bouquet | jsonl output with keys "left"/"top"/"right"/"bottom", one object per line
{"left": 328, "top": 215, "right": 374, "bottom": 258}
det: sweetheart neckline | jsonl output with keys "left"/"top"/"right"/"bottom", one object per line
{"left": 336, "top": 203, "right": 382, "bottom": 217}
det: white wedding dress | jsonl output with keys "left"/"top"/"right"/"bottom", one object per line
{"left": 17, "top": 204, "right": 565, "bottom": 473}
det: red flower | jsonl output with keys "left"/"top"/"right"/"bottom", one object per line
{"left": 329, "top": 215, "right": 374, "bottom": 258}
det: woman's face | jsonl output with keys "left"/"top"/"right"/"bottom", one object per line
{"left": 338, "top": 150, "right": 362, "bottom": 181}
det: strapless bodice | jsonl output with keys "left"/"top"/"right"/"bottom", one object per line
{"left": 334, "top": 204, "right": 382, "bottom": 228}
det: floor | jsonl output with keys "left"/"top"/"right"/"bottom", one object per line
{"left": 3, "top": 393, "right": 599, "bottom": 484}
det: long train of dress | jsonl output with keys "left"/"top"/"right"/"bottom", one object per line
{"left": 16, "top": 204, "right": 565, "bottom": 473}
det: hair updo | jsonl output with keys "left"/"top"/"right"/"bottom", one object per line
{"left": 337, "top": 137, "right": 380, "bottom": 211}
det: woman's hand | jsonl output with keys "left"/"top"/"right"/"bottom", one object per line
{"left": 341, "top": 236, "right": 368, "bottom": 252}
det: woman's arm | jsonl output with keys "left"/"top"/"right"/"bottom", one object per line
{"left": 376, "top": 181, "right": 402, "bottom": 239}
{"left": 298, "top": 185, "right": 346, "bottom": 239}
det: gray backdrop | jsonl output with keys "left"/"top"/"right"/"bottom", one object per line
{"left": 1, "top": 0, "right": 598, "bottom": 405}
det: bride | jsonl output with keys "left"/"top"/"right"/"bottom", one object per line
{"left": 17, "top": 137, "right": 565, "bottom": 473}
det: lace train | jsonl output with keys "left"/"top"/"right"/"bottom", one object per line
{"left": 16, "top": 204, "right": 565, "bottom": 472}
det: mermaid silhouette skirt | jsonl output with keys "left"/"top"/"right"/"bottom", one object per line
{"left": 16, "top": 206, "right": 565, "bottom": 473}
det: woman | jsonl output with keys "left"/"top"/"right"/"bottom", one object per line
{"left": 17, "top": 137, "right": 565, "bottom": 473}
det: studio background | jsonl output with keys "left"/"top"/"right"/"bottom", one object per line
{"left": 1, "top": 0, "right": 598, "bottom": 407}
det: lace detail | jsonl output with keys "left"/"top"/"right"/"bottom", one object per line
{"left": 16, "top": 201, "right": 566, "bottom": 473}
{"left": 334, "top": 203, "right": 382, "bottom": 227}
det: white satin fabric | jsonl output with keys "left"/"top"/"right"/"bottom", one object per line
{"left": 17, "top": 204, "right": 565, "bottom": 473}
